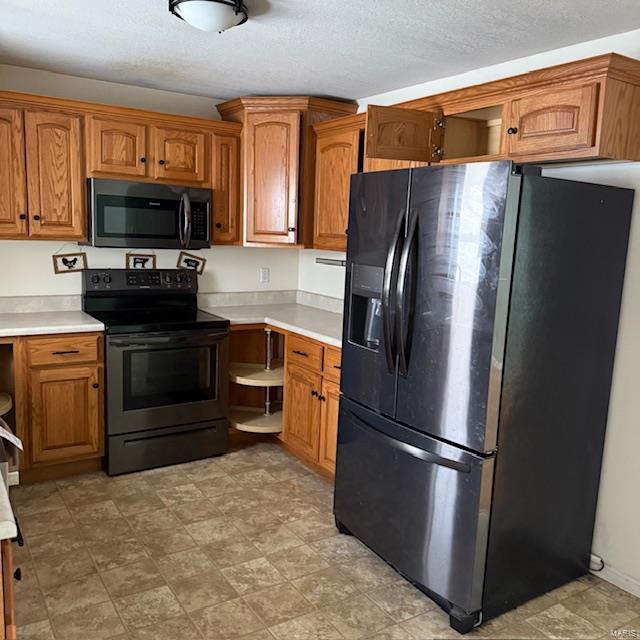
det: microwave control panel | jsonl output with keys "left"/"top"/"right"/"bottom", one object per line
{"left": 191, "top": 203, "right": 209, "bottom": 241}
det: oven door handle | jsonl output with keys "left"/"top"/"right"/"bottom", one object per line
{"left": 110, "top": 332, "right": 227, "bottom": 349}
{"left": 181, "top": 192, "right": 192, "bottom": 248}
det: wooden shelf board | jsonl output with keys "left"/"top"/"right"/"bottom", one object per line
{"left": 229, "top": 406, "right": 283, "bottom": 434}
{"left": 229, "top": 363, "right": 284, "bottom": 387}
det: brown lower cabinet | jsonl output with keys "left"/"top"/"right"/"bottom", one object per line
{"left": 0, "top": 540, "right": 16, "bottom": 640}
{"left": 16, "top": 332, "right": 104, "bottom": 476}
{"left": 282, "top": 333, "right": 341, "bottom": 475}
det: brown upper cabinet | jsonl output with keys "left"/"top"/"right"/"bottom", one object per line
{"left": 152, "top": 125, "right": 208, "bottom": 184}
{"left": 217, "top": 97, "right": 358, "bottom": 247}
{"left": 88, "top": 116, "right": 148, "bottom": 177}
{"left": 25, "top": 110, "right": 86, "bottom": 240}
{"left": 211, "top": 132, "right": 241, "bottom": 244}
{"left": 0, "top": 108, "right": 27, "bottom": 238}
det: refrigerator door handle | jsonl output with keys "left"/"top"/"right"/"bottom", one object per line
{"left": 382, "top": 210, "right": 405, "bottom": 373}
{"left": 396, "top": 208, "right": 419, "bottom": 376}
{"left": 351, "top": 413, "right": 471, "bottom": 473}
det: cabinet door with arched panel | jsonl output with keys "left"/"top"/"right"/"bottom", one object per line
{"left": 152, "top": 125, "right": 209, "bottom": 184}
{"left": 88, "top": 116, "right": 148, "bottom": 177}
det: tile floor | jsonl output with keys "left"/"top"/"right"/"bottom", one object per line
{"left": 11, "top": 440, "right": 640, "bottom": 640}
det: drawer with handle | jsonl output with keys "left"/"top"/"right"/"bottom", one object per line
{"left": 27, "top": 333, "right": 101, "bottom": 367}
{"left": 286, "top": 334, "right": 324, "bottom": 372}
{"left": 323, "top": 347, "right": 342, "bottom": 383}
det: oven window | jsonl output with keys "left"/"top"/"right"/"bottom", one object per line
{"left": 97, "top": 196, "right": 179, "bottom": 239}
{"left": 123, "top": 346, "right": 216, "bottom": 410}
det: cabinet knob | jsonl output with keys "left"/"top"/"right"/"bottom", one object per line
{"left": 311, "top": 389, "right": 318, "bottom": 397}
{"left": 507, "top": 127, "right": 518, "bottom": 135}
{"left": 140, "top": 157, "right": 147, "bottom": 163}
{"left": 33, "top": 214, "right": 41, "bottom": 221}
{"left": 19, "top": 213, "right": 27, "bottom": 220}
{"left": 215, "top": 223, "right": 222, "bottom": 229}
{"left": 318, "top": 394, "right": 326, "bottom": 402}
{"left": 92, "top": 383, "right": 100, "bottom": 389}
{"left": 159, "top": 159, "right": 166, "bottom": 165}
{"left": 13, "top": 568, "right": 21, "bottom": 582}
{"left": 287, "top": 227, "right": 295, "bottom": 233}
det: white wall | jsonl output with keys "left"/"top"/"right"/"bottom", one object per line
{"left": 0, "top": 63, "right": 221, "bottom": 118}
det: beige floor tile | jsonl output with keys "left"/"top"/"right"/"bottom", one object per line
{"left": 10, "top": 481, "right": 59, "bottom": 507}
{"left": 214, "top": 489, "right": 269, "bottom": 516}
{"left": 305, "top": 491, "right": 335, "bottom": 514}
{"left": 13, "top": 538, "right": 31, "bottom": 565}
{"left": 142, "top": 467, "right": 192, "bottom": 489}
{"left": 549, "top": 579, "right": 591, "bottom": 601}
{"left": 111, "top": 490, "right": 165, "bottom": 516}
{"left": 221, "top": 557, "right": 286, "bottom": 595}
{"left": 16, "top": 619, "right": 55, "bottom": 640}
{"left": 241, "top": 631, "right": 277, "bottom": 640}
{"left": 561, "top": 586, "right": 639, "bottom": 630}
{"left": 80, "top": 516, "right": 134, "bottom": 544}
{"left": 336, "top": 554, "right": 400, "bottom": 591}
{"left": 485, "top": 620, "right": 550, "bottom": 639}
{"left": 267, "top": 544, "right": 330, "bottom": 580}
{"left": 368, "top": 581, "right": 436, "bottom": 622}
{"left": 21, "top": 506, "right": 74, "bottom": 539}
{"left": 42, "top": 573, "right": 111, "bottom": 617}
{"left": 289, "top": 474, "right": 332, "bottom": 495}
{"left": 285, "top": 512, "right": 338, "bottom": 543}
{"left": 27, "top": 527, "right": 85, "bottom": 562}
{"left": 59, "top": 484, "right": 113, "bottom": 508}
{"left": 136, "top": 526, "right": 196, "bottom": 557}
{"left": 33, "top": 547, "right": 97, "bottom": 588}
{"left": 69, "top": 499, "right": 122, "bottom": 525}
{"left": 156, "top": 546, "right": 215, "bottom": 581}
{"left": 114, "top": 584, "right": 184, "bottom": 630}
{"left": 194, "top": 474, "right": 240, "bottom": 497}
{"left": 56, "top": 472, "right": 107, "bottom": 490}
{"left": 399, "top": 607, "right": 460, "bottom": 639}
{"left": 248, "top": 523, "right": 304, "bottom": 555}
{"left": 15, "top": 583, "right": 49, "bottom": 627}
{"left": 609, "top": 617, "right": 640, "bottom": 639}
{"left": 203, "top": 535, "right": 263, "bottom": 569}
{"left": 292, "top": 566, "right": 359, "bottom": 609}
{"left": 88, "top": 537, "right": 150, "bottom": 572}
{"left": 155, "top": 482, "right": 205, "bottom": 507}
{"left": 15, "top": 490, "right": 66, "bottom": 516}
{"left": 50, "top": 600, "right": 125, "bottom": 640}
{"left": 593, "top": 580, "right": 640, "bottom": 611}
{"left": 128, "top": 508, "right": 182, "bottom": 534}
{"left": 191, "top": 597, "right": 266, "bottom": 639}
{"left": 170, "top": 497, "right": 222, "bottom": 524}
{"left": 270, "top": 497, "right": 321, "bottom": 523}
{"left": 322, "top": 593, "right": 395, "bottom": 639}
{"left": 233, "top": 468, "right": 280, "bottom": 486}
{"left": 310, "top": 534, "right": 371, "bottom": 564}
{"left": 527, "top": 603, "right": 603, "bottom": 639}
{"left": 170, "top": 567, "right": 238, "bottom": 611}
{"left": 369, "top": 625, "right": 415, "bottom": 640}
{"left": 101, "top": 558, "right": 166, "bottom": 598}
{"left": 185, "top": 515, "right": 242, "bottom": 545}
{"left": 230, "top": 507, "right": 282, "bottom": 536}
{"left": 269, "top": 610, "right": 343, "bottom": 640}
{"left": 128, "top": 614, "right": 203, "bottom": 639}
{"left": 244, "top": 582, "right": 314, "bottom": 627}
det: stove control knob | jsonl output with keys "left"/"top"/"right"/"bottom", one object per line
{"left": 90, "top": 274, "right": 100, "bottom": 285}
{"left": 163, "top": 273, "right": 173, "bottom": 284}
{"left": 186, "top": 275, "right": 193, "bottom": 283}
{"left": 175, "top": 274, "right": 183, "bottom": 284}
{"left": 103, "top": 275, "right": 112, "bottom": 284}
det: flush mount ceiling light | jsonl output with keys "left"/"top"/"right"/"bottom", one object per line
{"left": 169, "top": 0, "right": 249, "bottom": 33}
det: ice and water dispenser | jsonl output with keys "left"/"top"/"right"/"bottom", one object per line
{"left": 348, "top": 264, "right": 384, "bottom": 350}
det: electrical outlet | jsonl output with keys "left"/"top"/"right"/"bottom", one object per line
{"left": 259, "top": 267, "right": 270, "bottom": 284}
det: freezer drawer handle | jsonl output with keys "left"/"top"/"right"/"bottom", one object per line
{"left": 351, "top": 413, "right": 471, "bottom": 473}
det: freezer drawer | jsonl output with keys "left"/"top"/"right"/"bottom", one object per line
{"left": 334, "top": 398, "right": 494, "bottom": 615}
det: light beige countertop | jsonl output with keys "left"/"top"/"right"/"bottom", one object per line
{"left": 0, "top": 311, "right": 105, "bottom": 338}
{"left": 204, "top": 303, "right": 343, "bottom": 348}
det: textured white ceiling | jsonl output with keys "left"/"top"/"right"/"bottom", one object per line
{"left": 1, "top": 0, "right": 640, "bottom": 101}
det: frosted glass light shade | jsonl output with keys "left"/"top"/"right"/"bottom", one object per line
{"left": 174, "top": 1, "right": 243, "bottom": 32}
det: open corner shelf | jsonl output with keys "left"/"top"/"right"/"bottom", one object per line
{"left": 229, "top": 362, "right": 284, "bottom": 387}
{"left": 229, "top": 406, "right": 283, "bottom": 434}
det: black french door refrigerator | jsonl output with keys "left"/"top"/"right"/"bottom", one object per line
{"left": 334, "top": 161, "right": 633, "bottom": 633}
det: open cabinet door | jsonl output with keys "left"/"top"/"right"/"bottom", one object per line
{"left": 365, "top": 105, "right": 443, "bottom": 163}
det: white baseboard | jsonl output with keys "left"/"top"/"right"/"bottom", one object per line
{"left": 7, "top": 471, "right": 19, "bottom": 487}
{"left": 594, "top": 564, "right": 640, "bottom": 598}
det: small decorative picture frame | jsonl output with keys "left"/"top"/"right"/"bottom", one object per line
{"left": 52, "top": 252, "right": 88, "bottom": 274}
{"left": 177, "top": 251, "right": 206, "bottom": 275}
{"left": 126, "top": 252, "right": 157, "bottom": 270}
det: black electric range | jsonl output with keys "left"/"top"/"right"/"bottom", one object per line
{"left": 83, "top": 269, "right": 230, "bottom": 475}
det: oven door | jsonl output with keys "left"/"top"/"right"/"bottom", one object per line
{"left": 107, "top": 329, "right": 228, "bottom": 435}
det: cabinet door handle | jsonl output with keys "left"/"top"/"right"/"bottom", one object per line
{"left": 19, "top": 213, "right": 27, "bottom": 220}
{"left": 333, "top": 364, "right": 341, "bottom": 370}
{"left": 216, "top": 223, "right": 222, "bottom": 229}
{"left": 92, "top": 383, "right": 100, "bottom": 389}
{"left": 292, "top": 350, "right": 308, "bottom": 357}
{"left": 287, "top": 227, "right": 295, "bottom": 232}
{"left": 311, "top": 390, "right": 318, "bottom": 397}
{"left": 51, "top": 350, "right": 80, "bottom": 356}
{"left": 318, "top": 394, "right": 326, "bottom": 402}
{"left": 507, "top": 127, "right": 518, "bottom": 135}
{"left": 33, "top": 214, "right": 41, "bottom": 221}
{"left": 159, "top": 159, "right": 166, "bottom": 165}
{"left": 140, "top": 157, "right": 147, "bottom": 163}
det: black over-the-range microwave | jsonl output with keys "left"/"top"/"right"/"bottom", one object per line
{"left": 86, "top": 178, "right": 212, "bottom": 249}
